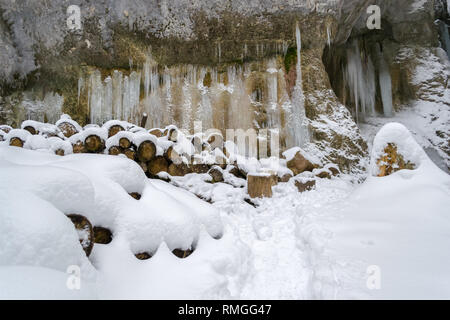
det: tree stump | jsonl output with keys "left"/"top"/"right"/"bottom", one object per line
{"left": 247, "top": 174, "right": 278, "bottom": 198}
{"left": 84, "top": 135, "right": 104, "bottom": 153}
{"left": 148, "top": 156, "right": 169, "bottom": 176}
{"left": 137, "top": 140, "right": 156, "bottom": 162}
{"left": 168, "top": 163, "right": 191, "bottom": 176}
{"left": 108, "top": 125, "right": 124, "bottom": 138}
{"left": 9, "top": 137, "right": 24, "bottom": 148}
{"left": 66, "top": 214, "right": 94, "bottom": 257}
{"left": 93, "top": 226, "right": 113, "bottom": 244}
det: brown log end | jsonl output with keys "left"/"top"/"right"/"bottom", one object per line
{"left": 57, "top": 122, "right": 78, "bottom": 138}
{"left": 55, "top": 149, "right": 65, "bottom": 156}
{"left": 108, "top": 125, "right": 124, "bottom": 138}
{"left": 108, "top": 146, "right": 122, "bottom": 156}
{"left": 72, "top": 141, "right": 86, "bottom": 153}
{"left": 119, "top": 137, "right": 131, "bottom": 149}
{"left": 9, "top": 137, "right": 24, "bottom": 148}
{"left": 148, "top": 156, "right": 169, "bottom": 176}
{"left": 172, "top": 248, "right": 194, "bottom": 259}
{"left": 137, "top": 140, "right": 156, "bottom": 162}
{"left": 93, "top": 226, "right": 113, "bottom": 244}
{"left": 247, "top": 174, "right": 278, "bottom": 199}
{"left": 123, "top": 148, "right": 136, "bottom": 160}
{"left": 23, "top": 126, "right": 37, "bottom": 135}
{"left": 129, "top": 192, "right": 141, "bottom": 200}
{"left": 84, "top": 135, "right": 105, "bottom": 153}
{"left": 66, "top": 214, "right": 94, "bottom": 257}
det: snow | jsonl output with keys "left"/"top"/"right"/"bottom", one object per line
{"left": 0, "top": 117, "right": 449, "bottom": 299}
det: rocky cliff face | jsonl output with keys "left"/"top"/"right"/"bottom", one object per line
{"left": 0, "top": 0, "right": 448, "bottom": 172}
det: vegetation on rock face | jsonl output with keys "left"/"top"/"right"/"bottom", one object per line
{"left": 376, "top": 143, "right": 415, "bottom": 177}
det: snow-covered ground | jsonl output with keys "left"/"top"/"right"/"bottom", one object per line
{"left": 0, "top": 120, "right": 449, "bottom": 299}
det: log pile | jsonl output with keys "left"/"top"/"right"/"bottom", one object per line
{"left": 1, "top": 116, "right": 339, "bottom": 200}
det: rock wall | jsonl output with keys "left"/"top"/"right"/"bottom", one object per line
{"left": 0, "top": 0, "right": 448, "bottom": 172}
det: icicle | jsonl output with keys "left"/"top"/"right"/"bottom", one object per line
{"left": 327, "top": 25, "right": 331, "bottom": 47}
{"left": 345, "top": 40, "right": 376, "bottom": 122}
{"left": 377, "top": 47, "right": 394, "bottom": 117}
{"left": 287, "top": 22, "right": 310, "bottom": 148}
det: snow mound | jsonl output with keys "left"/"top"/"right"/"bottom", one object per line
{"left": 370, "top": 122, "right": 429, "bottom": 176}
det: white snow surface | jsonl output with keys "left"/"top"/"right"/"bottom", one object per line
{"left": 0, "top": 122, "right": 449, "bottom": 299}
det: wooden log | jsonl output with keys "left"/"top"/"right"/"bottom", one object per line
{"left": 84, "top": 135, "right": 105, "bottom": 153}
{"left": 9, "top": 137, "right": 24, "bottom": 148}
{"left": 0, "top": 125, "right": 12, "bottom": 133}
{"left": 129, "top": 192, "right": 141, "bottom": 200}
{"left": 278, "top": 173, "right": 293, "bottom": 183}
{"left": 172, "top": 248, "right": 193, "bottom": 259}
{"left": 148, "top": 156, "right": 169, "bottom": 176}
{"left": 93, "top": 226, "right": 113, "bottom": 244}
{"left": 55, "top": 149, "right": 65, "bottom": 156}
{"left": 108, "top": 124, "right": 124, "bottom": 138}
{"left": 140, "top": 113, "right": 148, "bottom": 128}
{"left": 57, "top": 122, "right": 78, "bottom": 138}
{"left": 247, "top": 174, "right": 278, "bottom": 198}
{"left": 137, "top": 140, "right": 156, "bottom": 162}
{"left": 149, "top": 128, "right": 163, "bottom": 138}
{"left": 66, "top": 214, "right": 94, "bottom": 257}
{"left": 108, "top": 146, "right": 122, "bottom": 156}
{"left": 72, "top": 141, "right": 86, "bottom": 153}
{"left": 23, "top": 126, "right": 37, "bottom": 135}
{"left": 139, "top": 161, "right": 148, "bottom": 173}
{"left": 135, "top": 252, "right": 152, "bottom": 260}
{"left": 168, "top": 163, "right": 191, "bottom": 176}
{"left": 123, "top": 148, "right": 136, "bottom": 160}
{"left": 119, "top": 137, "right": 131, "bottom": 149}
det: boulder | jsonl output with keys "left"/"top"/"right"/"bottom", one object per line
{"left": 247, "top": 174, "right": 278, "bottom": 198}
{"left": 295, "top": 179, "right": 316, "bottom": 193}
{"left": 208, "top": 166, "right": 224, "bottom": 183}
{"left": 286, "top": 151, "right": 315, "bottom": 176}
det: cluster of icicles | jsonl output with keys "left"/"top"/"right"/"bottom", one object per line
{"left": 344, "top": 40, "right": 394, "bottom": 122}
{"left": 79, "top": 24, "right": 310, "bottom": 149}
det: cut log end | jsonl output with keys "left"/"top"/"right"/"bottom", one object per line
{"left": 66, "top": 214, "right": 94, "bottom": 257}
{"left": 129, "top": 192, "right": 141, "bottom": 200}
{"left": 84, "top": 135, "right": 105, "bottom": 153}
{"left": 137, "top": 140, "right": 156, "bottom": 162}
{"left": 58, "top": 122, "right": 78, "bottom": 138}
{"left": 93, "top": 226, "right": 113, "bottom": 244}
{"left": 108, "top": 125, "right": 124, "bottom": 138}
{"left": 135, "top": 252, "right": 152, "bottom": 260}
{"left": 172, "top": 248, "right": 194, "bottom": 259}
{"left": 9, "top": 137, "right": 24, "bottom": 148}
